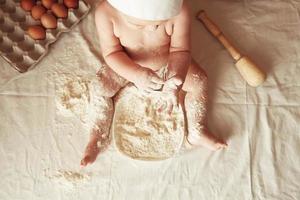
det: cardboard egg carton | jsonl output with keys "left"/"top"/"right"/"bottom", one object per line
{"left": 0, "top": 0, "right": 90, "bottom": 72}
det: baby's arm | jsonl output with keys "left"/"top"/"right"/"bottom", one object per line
{"left": 95, "top": 5, "right": 163, "bottom": 91}
{"left": 158, "top": 2, "right": 191, "bottom": 112}
{"left": 167, "top": 1, "right": 191, "bottom": 83}
{"left": 95, "top": 6, "right": 140, "bottom": 82}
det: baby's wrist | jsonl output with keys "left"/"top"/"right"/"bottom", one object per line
{"left": 132, "top": 67, "right": 143, "bottom": 80}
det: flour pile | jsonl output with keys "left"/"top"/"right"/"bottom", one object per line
{"left": 55, "top": 72, "right": 112, "bottom": 130}
{"left": 43, "top": 168, "right": 92, "bottom": 190}
{"left": 54, "top": 170, "right": 91, "bottom": 183}
{"left": 56, "top": 75, "right": 91, "bottom": 120}
{"left": 113, "top": 85, "right": 185, "bottom": 160}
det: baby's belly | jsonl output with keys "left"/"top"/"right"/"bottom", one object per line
{"left": 124, "top": 45, "right": 170, "bottom": 71}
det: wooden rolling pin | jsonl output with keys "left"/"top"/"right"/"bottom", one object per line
{"left": 197, "top": 10, "right": 266, "bottom": 87}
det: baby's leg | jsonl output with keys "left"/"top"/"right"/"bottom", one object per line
{"left": 182, "top": 60, "right": 227, "bottom": 151}
{"left": 81, "top": 66, "right": 128, "bottom": 167}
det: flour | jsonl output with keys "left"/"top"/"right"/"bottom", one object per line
{"left": 113, "top": 85, "right": 185, "bottom": 160}
{"left": 55, "top": 72, "right": 112, "bottom": 130}
{"left": 54, "top": 170, "right": 91, "bottom": 183}
{"left": 56, "top": 75, "right": 90, "bottom": 119}
{"left": 44, "top": 168, "right": 91, "bottom": 188}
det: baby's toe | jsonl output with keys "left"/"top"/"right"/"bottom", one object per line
{"left": 81, "top": 154, "right": 96, "bottom": 167}
{"left": 80, "top": 156, "right": 90, "bottom": 167}
{"left": 215, "top": 142, "right": 227, "bottom": 150}
{"left": 80, "top": 159, "right": 87, "bottom": 167}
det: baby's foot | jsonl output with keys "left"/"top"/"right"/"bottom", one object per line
{"left": 186, "top": 127, "right": 227, "bottom": 151}
{"left": 80, "top": 126, "right": 110, "bottom": 167}
{"left": 80, "top": 139, "right": 100, "bottom": 167}
{"left": 81, "top": 127, "right": 110, "bottom": 167}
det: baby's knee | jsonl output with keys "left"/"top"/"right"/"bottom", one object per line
{"left": 96, "top": 66, "right": 126, "bottom": 97}
{"left": 182, "top": 59, "right": 209, "bottom": 93}
{"left": 193, "top": 69, "right": 208, "bottom": 86}
{"left": 97, "top": 78, "right": 121, "bottom": 97}
{"left": 192, "top": 61, "right": 208, "bottom": 82}
{"left": 188, "top": 67, "right": 208, "bottom": 94}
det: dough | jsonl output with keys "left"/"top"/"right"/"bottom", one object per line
{"left": 112, "top": 85, "right": 185, "bottom": 160}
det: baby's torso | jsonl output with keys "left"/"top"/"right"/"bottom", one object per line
{"left": 110, "top": 7, "right": 173, "bottom": 70}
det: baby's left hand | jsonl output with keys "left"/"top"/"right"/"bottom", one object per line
{"left": 157, "top": 76, "right": 183, "bottom": 114}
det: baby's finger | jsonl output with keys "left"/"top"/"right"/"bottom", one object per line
{"left": 168, "top": 95, "right": 179, "bottom": 114}
{"left": 144, "top": 87, "right": 154, "bottom": 93}
{"left": 163, "top": 77, "right": 183, "bottom": 91}
{"left": 167, "top": 101, "right": 174, "bottom": 115}
{"left": 171, "top": 76, "right": 183, "bottom": 86}
{"left": 136, "top": 85, "right": 151, "bottom": 93}
{"left": 172, "top": 95, "right": 179, "bottom": 107}
{"left": 148, "top": 82, "right": 163, "bottom": 91}
{"left": 151, "top": 75, "right": 165, "bottom": 84}
{"left": 80, "top": 156, "right": 90, "bottom": 167}
{"left": 141, "top": 88, "right": 151, "bottom": 95}
{"left": 163, "top": 80, "right": 178, "bottom": 90}
{"left": 158, "top": 101, "right": 167, "bottom": 113}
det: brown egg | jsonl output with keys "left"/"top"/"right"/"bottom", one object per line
{"left": 63, "top": 0, "right": 78, "bottom": 9}
{"left": 27, "top": 25, "right": 46, "bottom": 40}
{"left": 41, "top": 0, "right": 57, "bottom": 9}
{"left": 51, "top": 3, "right": 68, "bottom": 18}
{"left": 21, "top": 0, "right": 36, "bottom": 11}
{"left": 41, "top": 13, "right": 57, "bottom": 29}
{"left": 31, "top": 5, "right": 47, "bottom": 20}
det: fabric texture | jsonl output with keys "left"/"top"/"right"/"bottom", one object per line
{"left": 0, "top": 0, "right": 300, "bottom": 199}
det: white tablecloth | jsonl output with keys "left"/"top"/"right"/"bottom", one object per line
{"left": 0, "top": 0, "right": 299, "bottom": 199}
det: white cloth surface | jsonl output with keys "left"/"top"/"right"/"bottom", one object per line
{"left": 0, "top": 0, "right": 300, "bottom": 199}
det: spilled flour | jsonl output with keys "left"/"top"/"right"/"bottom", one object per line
{"left": 44, "top": 168, "right": 91, "bottom": 188}
{"left": 53, "top": 170, "right": 91, "bottom": 183}
{"left": 55, "top": 72, "right": 112, "bottom": 130}
{"left": 113, "top": 85, "right": 185, "bottom": 160}
{"left": 54, "top": 170, "right": 91, "bottom": 182}
{"left": 58, "top": 76, "right": 90, "bottom": 116}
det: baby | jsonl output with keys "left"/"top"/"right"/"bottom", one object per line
{"left": 80, "top": 0, "right": 227, "bottom": 167}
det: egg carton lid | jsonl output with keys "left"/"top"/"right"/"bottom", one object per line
{"left": 0, "top": 0, "right": 91, "bottom": 73}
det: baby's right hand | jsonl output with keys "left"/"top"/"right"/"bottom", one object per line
{"left": 133, "top": 67, "right": 164, "bottom": 91}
